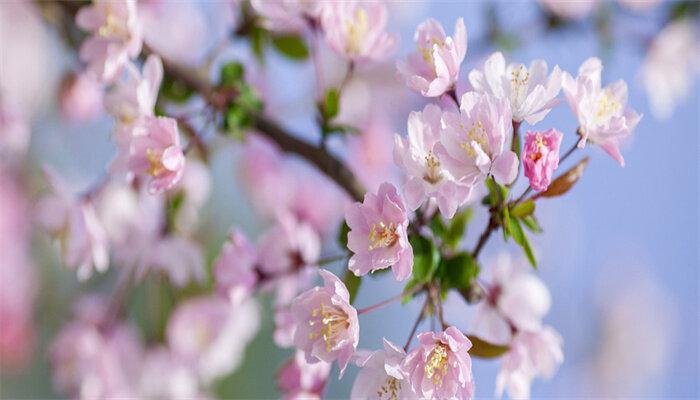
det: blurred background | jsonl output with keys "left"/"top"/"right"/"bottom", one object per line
{"left": 0, "top": 0, "right": 698, "bottom": 398}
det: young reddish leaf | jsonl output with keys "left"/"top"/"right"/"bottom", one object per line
{"left": 467, "top": 335, "right": 510, "bottom": 358}
{"left": 534, "top": 157, "right": 590, "bottom": 199}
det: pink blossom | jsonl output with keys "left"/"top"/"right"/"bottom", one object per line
{"left": 274, "top": 307, "right": 297, "bottom": 348}
{"left": 251, "top": 0, "right": 326, "bottom": 32}
{"left": 538, "top": 0, "right": 599, "bottom": 21}
{"left": 138, "top": 347, "right": 200, "bottom": 399}
{"left": 347, "top": 113, "right": 398, "bottom": 193}
{"left": 397, "top": 18, "right": 467, "bottom": 97}
{"left": 642, "top": 19, "right": 699, "bottom": 120}
{"left": 103, "top": 54, "right": 162, "bottom": 124}
{"left": 127, "top": 116, "right": 185, "bottom": 194}
{"left": 277, "top": 350, "right": 332, "bottom": 399}
{"left": 346, "top": 182, "right": 413, "bottom": 281}
{"left": 468, "top": 52, "right": 563, "bottom": 125}
{"left": 139, "top": 1, "right": 208, "bottom": 65}
{"left": 240, "top": 135, "right": 349, "bottom": 236}
{"left": 59, "top": 72, "right": 103, "bottom": 122}
{"left": 76, "top": 0, "right": 143, "bottom": 82}
{"left": 166, "top": 295, "right": 260, "bottom": 383}
{"left": 495, "top": 326, "right": 564, "bottom": 399}
{"left": 472, "top": 253, "right": 551, "bottom": 345}
{"left": 402, "top": 327, "right": 474, "bottom": 400}
{"left": 169, "top": 159, "right": 211, "bottom": 234}
{"left": 393, "top": 103, "right": 473, "bottom": 218}
{"left": 214, "top": 229, "right": 258, "bottom": 305}
{"left": 0, "top": 174, "right": 37, "bottom": 373}
{"left": 35, "top": 169, "right": 109, "bottom": 280}
{"left": 320, "top": 0, "right": 398, "bottom": 64}
{"left": 145, "top": 236, "right": 206, "bottom": 287}
{"left": 351, "top": 338, "right": 418, "bottom": 399}
{"left": 522, "top": 128, "right": 563, "bottom": 192}
{"left": 49, "top": 301, "right": 144, "bottom": 399}
{"left": 562, "top": 57, "right": 642, "bottom": 166}
{"left": 258, "top": 213, "right": 321, "bottom": 303}
{"left": 616, "top": 0, "right": 661, "bottom": 12}
{"left": 437, "top": 92, "right": 518, "bottom": 186}
{"left": 291, "top": 269, "right": 359, "bottom": 376}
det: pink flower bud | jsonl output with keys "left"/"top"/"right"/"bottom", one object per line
{"left": 522, "top": 128, "right": 563, "bottom": 192}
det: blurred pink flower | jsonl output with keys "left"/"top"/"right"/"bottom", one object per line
{"left": 402, "top": 327, "right": 474, "bottom": 400}
{"left": 472, "top": 253, "right": 551, "bottom": 345}
{"left": 35, "top": 169, "right": 109, "bottom": 280}
{"left": 437, "top": 92, "right": 518, "bottom": 186}
{"left": 138, "top": 347, "right": 201, "bottom": 399}
{"left": 167, "top": 295, "right": 260, "bottom": 383}
{"left": 616, "top": 0, "right": 661, "bottom": 12}
{"left": 468, "top": 52, "right": 563, "bottom": 125}
{"left": 522, "top": 128, "right": 563, "bottom": 192}
{"left": 642, "top": 19, "right": 699, "bottom": 120}
{"left": 394, "top": 103, "right": 472, "bottom": 218}
{"left": 346, "top": 182, "right": 413, "bottom": 281}
{"left": 351, "top": 338, "right": 417, "bottom": 399}
{"left": 0, "top": 99, "right": 30, "bottom": 158}
{"left": 49, "top": 302, "right": 144, "bottom": 399}
{"left": 277, "top": 350, "right": 331, "bottom": 400}
{"left": 139, "top": 1, "right": 207, "bottom": 65}
{"left": 397, "top": 18, "right": 467, "bottom": 97}
{"left": 103, "top": 54, "right": 162, "bottom": 124}
{"left": 0, "top": 174, "right": 37, "bottom": 373}
{"left": 214, "top": 229, "right": 258, "bottom": 305}
{"left": 495, "top": 326, "right": 564, "bottom": 399}
{"left": 59, "top": 72, "right": 104, "bottom": 122}
{"left": 562, "top": 57, "right": 642, "bottom": 166}
{"left": 274, "top": 307, "right": 297, "bottom": 348}
{"left": 251, "top": 0, "right": 325, "bottom": 32}
{"left": 538, "top": 0, "right": 599, "bottom": 21}
{"left": 146, "top": 236, "right": 206, "bottom": 287}
{"left": 127, "top": 116, "right": 185, "bottom": 194}
{"left": 291, "top": 269, "right": 359, "bottom": 376}
{"left": 258, "top": 213, "right": 321, "bottom": 303}
{"left": 76, "top": 0, "right": 143, "bottom": 82}
{"left": 240, "top": 135, "right": 349, "bottom": 236}
{"left": 169, "top": 159, "right": 211, "bottom": 234}
{"left": 347, "top": 113, "right": 397, "bottom": 193}
{"left": 321, "top": 0, "right": 398, "bottom": 64}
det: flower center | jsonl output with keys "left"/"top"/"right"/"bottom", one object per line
{"left": 377, "top": 376, "right": 402, "bottom": 400}
{"left": 596, "top": 89, "right": 621, "bottom": 125}
{"left": 368, "top": 221, "right": 398, "bottom": 250}
{"left": 529, "top": 135, "right": 548, "bottom": 162}
{"left": 146, "top": 148, "right": 164, "bottom": 177}
{"left": 424, "top": 344, "right": 456, "bottom": 387}
{"left": 418, "top": 38, "right": 446, "bottom": 77}
{"left": 346, "top": 8, "right": 369, "bottom": 56}
{"left": 308, "top": 303, "right": 349, "bottom": 352}
{"left": 423, "top": 150, "right": 443, "bottom": 184}
{"left": 459, "top": 121, "right": 488, "bottom": 157}
{"left": 510, "top": 65, "right": 530, "bottom": 105}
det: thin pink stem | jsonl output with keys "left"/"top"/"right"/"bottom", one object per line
{"left": 357, "top": 284, "right": 424, "bottom": 315}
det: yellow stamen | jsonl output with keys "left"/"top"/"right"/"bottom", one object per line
{"left": 510, "top": 65, "right": 530, "bottom": 99}
{"left": 346, "top": 8, "right": 369, "bottom": 56}
{"left": 146, "top": 149, "right": 164, "bottom": 177}
{"left": 368, "top": 222, "right": 398, "bottom": 250}
{"left": 377, "top": 376, "right": 402, "bottom": 400}
{"left": 423, "top": 150, "right": 442, "bottom": 184}
{"left": 459, "top": 120, "right": 488, "bottom": 157}
{"left": 424, "top": 344, "right": 450, "bottom": 387}
{"left": 308, "top": 303, "right": 349, "bottom": 352}
{"left": 596, "top": 89, "right": 621, "bottom": 124}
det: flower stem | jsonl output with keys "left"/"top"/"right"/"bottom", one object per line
{"left": 357, "top": 284, "right": 424, "bottom": 315}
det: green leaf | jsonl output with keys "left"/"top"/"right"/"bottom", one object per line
{"left": 467, "top": 335, "right": 510, "bottom": 358}
{"left": 502, "top": 205, "right": 510, "bottom": 242}
{"left": 444, "top": 208, "right": 472, "bottom": 249}
{"left": 223, "top": 106, "right": 251, "bottom": 139}
{"left": 250, "top": 26, "right": 268, "bottom": 62}
{"left": 219, "top": 62, "right": 244, "bottom": 87}
{"left": 486, "top": 178, "right": 509, "bottom": 204}
{"left": 271, "top": 35, "right": 309, "bottom": 60}
{"left": 521, "top": 215, "right": 543, "bottom": 233}
{"left": 323, "top": 89, "right": 339, "bottom": 120}
{"left": 160, "top": 76, "right": 194, "bottom": 103}
{"left": 342, "top": 270, "right": 361, "bottom": 304}
{"left": 510, "top": 200, "right": 535, "bottom": 218}
{"left": 441, "top": 252, "right": 479, "bottom": 290}
{"left": 409, "top": 234, "right": 440, "bottom": 283}
{"left": 338, "top": 221, "right": 350, "bottom": 249}
{"left": 236, "top": 84, "right": 263, "bottom": 112}
{"left": 429, "top": 214, "right": 446, "bottom": 239}
{"left": 508, "top": 216, "right": 537, "bottom": 268}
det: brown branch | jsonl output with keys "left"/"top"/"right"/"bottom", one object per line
{"left": 42, "top": 0, "right": 367, "bottom": 203}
